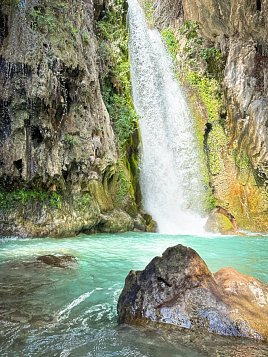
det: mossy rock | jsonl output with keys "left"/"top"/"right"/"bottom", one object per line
{"left": 98, "top": 210, "right": 134, "bottom": 233}
{"left": 205, "top": 213, "right": 234, "bottom": 234}
{"left": 88, "top": 180, "right": 113, "bottom": 212}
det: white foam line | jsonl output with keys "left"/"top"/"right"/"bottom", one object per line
{"left": 57, "top": 290, "right": 96, "bottom": 321}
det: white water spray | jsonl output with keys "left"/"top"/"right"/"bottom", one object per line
{"left": 128, "top": 0, "right": 206, "bottom": 234}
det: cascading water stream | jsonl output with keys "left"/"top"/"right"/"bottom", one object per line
{"left": 128, "top": 0, "right": 206, "bottom": 235}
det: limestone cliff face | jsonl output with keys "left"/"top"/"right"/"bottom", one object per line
{"left": 183, "top": 0, "right": 268, "bottom": 180}
{"left": 183, "top": 0, "right": 268, "bottom": 231}
{"left": 152, "top": 0, "right": 268, "bottom": 232}
{"left": 0, "top": 0, "right": 143, "bottom": 237}
{"left": 0, "top": 0, "right": 116, "bottom": 186}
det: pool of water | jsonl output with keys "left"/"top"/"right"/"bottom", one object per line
{"left": 0, "top": 232, "right": 268, "bottom": 356}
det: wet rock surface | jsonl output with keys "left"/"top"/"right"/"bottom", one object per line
{"left": 37, "top": 254, "right": 77, "bottom": 268}
{"left": 0, "top": 0, "right": 140, "bottom": 237}
{"left": 0, "top": 259, "right": 68, "bottom": 326}
{"left": 118, "top": 244, "right": 268, "bottom": 341}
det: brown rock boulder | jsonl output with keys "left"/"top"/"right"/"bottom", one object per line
{"left": 214, "top": 267, "right": 268, "bottom": 339}
{"left": 37, "top": 255, "right": 77, "bottom": 268}
{"left": 117, "top": 245, "right": 268, "bottom": 341}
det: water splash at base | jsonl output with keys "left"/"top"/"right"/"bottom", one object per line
{"left": 128, "top": 0, "right": 206, "bottom": 235}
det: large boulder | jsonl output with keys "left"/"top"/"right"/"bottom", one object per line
{"left": 117, "top": 245, "right": 268, "bottom": 341}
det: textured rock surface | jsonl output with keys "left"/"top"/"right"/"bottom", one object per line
{"left": 37, "top": 254, "right": 77, "bottom": 268}
{"left": 182, "top": 0, "right": 268, "bottom": 180}
{"left": 0, "top": 0, "right": 140, "bottom": 236}
{"left": 152, "top": 0, "right": 268, "bottom": 232}
{"left": 118, "top": 244, "right": 268, "bottom": 340}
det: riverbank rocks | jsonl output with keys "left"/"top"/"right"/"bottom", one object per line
{"left": 37, "top": 255, "right": 77, "bottom": 268}
{"left": 117, "top": 244, "right": 268, "bottom": 341}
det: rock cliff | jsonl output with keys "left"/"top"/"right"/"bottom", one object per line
{"left": 0, "top": 0, "right": 143, "bottom": 237}
{"left": 151, "top": 0, "right": 268, "bottom": 232}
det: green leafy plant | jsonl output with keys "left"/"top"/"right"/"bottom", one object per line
{"left": 0, "top": 189, "right": 63, "bottom": 210}
{"left": 75, "top": 193, "right": 91, "bottom": 210}
{"left": 161, "top": 29, "right": 179, "bottom": 60}
{"left": 114, "top": 160, "right": 132, "bottom": 205}
{"left": 97, "top": 0, "right": 138, "bottom": 148}
{"left": 68, "top": 22, "right": 79, "bottom": 39}
{"left": 49, "top": 192, "right": 62, "bottom": 209}
{"left": 142, "top": 0, "right": 154, "bottom": 26}
{"left": 29, "top": 7, "right": 57, "bottom": 31}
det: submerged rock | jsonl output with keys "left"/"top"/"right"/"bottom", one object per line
{"left": 37, "top": 255, "right": 77, "bottom": 268}
{"left": 117, "top": 244, "right": 268, "bottom": 341}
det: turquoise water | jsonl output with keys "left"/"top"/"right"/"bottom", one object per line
{"left": 0, "top": 232, "right": 268, "bottom": 356}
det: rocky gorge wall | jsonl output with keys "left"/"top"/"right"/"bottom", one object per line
{"left": 1, "top": 0, "right": 268, "bottom": 236}
{"left": 0, "top": 0, "right": 144, "bottom": 237}
{"left": 148, "top": 0, "right": 268, "bottom": 233}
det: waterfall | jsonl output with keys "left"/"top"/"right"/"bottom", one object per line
{"left": 128, "top": 0, "right": 206, "bottom": 235}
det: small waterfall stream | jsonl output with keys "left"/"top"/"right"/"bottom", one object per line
{"left": 128, "top": 0, "right": 205, "bottom": 234}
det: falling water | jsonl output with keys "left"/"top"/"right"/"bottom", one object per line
{"left": 128, "top": 0, "right": 206, "bottom": 234}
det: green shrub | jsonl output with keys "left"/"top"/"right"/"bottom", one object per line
{"left": 0, "top": 189, "right": 62, "bottom": 210}
{"left": 49, "top": 192, "right": 62, "bottom": 209}
{"left": 29, "top": 8, "right": 57, "bottom": 31}
{"left": 68, "top": 22, "right": 79, "bottom": 39}
{"left": 161, "top": 29, "right": 179, "bottom": 60}
{"left": 97, "top": 0, "right": 138, "bottom": 148}
{"left": 142, "top": 0, "right": 154, "bottom": 26}
{"left": 186, "top": 71, "right": 222, "bottom": 123}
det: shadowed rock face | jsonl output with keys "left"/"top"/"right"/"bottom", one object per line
{"left": 118, "top": 244, "right": 268, "bottom": 341}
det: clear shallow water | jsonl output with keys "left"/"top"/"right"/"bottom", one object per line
{"left": 0, "top": 232, "right": 268, "bottom": 356}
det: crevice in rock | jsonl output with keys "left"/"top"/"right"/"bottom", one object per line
{"left": 24, "top": 118, "right": 32, "bottom": 179}
{"left": 255, "top": 43, "right": 263, "bottom": 56}
{"left": 256, "top": 0, "right": 262, "bottom": 11}
{"left": 13, "top": 159, "right": 23, "bottom": 177}
{"left": 0, "top": 11, "right": 8, "bottom": 46}
{"left": 157, "top": 276, "right": 172, "bottom": 287}
{"left": 204, "top": 122, "right": 213, "bottom": 173}
{"left": 62, "top": 169, "right": 68, "bottom": 183}
{"left": 31, "top": 126, "right": 43, "bottom": 148}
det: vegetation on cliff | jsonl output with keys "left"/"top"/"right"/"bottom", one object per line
{"left": 0, "top": 0, "right": 143, "bottom": 237}
{"left": 96, "top": 0, "right": 142, "bottom": 215}
{"left": 97, "top": 0, "right": 138, "bottom": 149}
{"left": 140, "top": 0, "right": 268, "bottom": 232}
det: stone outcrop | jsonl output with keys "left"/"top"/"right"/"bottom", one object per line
{"left": 37, "top": 254, "right": 77, "bottom": 268}
{"left": 182, "top": 0, "right": 268, "bottom": 180}
{"left": 205, "top": 206, "right": 239, "bottom": 234}
{"left": 151, "top": 0, "right": 268, "bottom": 232}
{"left": 118, "top": 244, "right": 268, "bottom": 340}
{"left": 0, "top": 0, "right": 141, "bottom": 237}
